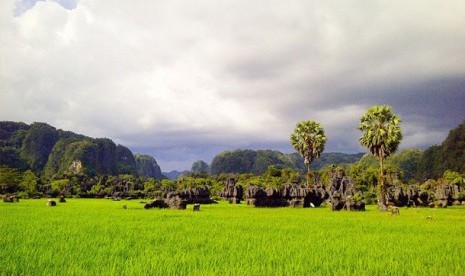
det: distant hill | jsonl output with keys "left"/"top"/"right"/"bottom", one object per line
{"left": 417, "top": 119, "right": 465, "bottom": 179}
{"left": 162, "top": 170, "right": 190, "bottom": 180}
{"left": 311, "top": 152, "right": 365, "bottom": 170}
{"left": 0, "top": 121, "right": 163, "bottom": 179}
{"left": 209, "top": 149, "right": 364, "bottom": 175}
{"left": 135, "top": 154, "right": 165, "bottom": 179}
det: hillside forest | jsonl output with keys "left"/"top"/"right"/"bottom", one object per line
{"left": 1, "top": 120, "right": 464, "bottom": 203}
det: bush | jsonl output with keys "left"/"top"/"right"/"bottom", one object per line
{"left": 457, "top": 192, "right": 465, "bottom": 201}
{"left": 364, "top": 191, "right": 377, "bottom": 205}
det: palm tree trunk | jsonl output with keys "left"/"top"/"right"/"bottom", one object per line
{"left": 306, "top": 164, "right": 311, "bottom": 186}
{"left": 378, "top": 153, "right": 387, "bottom": 210}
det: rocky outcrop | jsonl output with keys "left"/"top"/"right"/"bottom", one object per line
{"left": 143, "top": 195, "right": 187, "bottom": 210}
{"left": 144, "top": 186, "right": 213, "bottom": 210}
{"left": 435, "top": 184, "right": 464, "bottom": 207}
{"left": 405, "top": 185, "right": 432, "bottom": 207}
{"left": 386, "top": 183, "right": 465, "bottom": 208}
{"left": 3, "top": 195, "right": 19, "bottom": 203}
{"left": 58, "top": 195, "right": 67, "bottom": 203}
{"left": 328, "top": 170, "right": 365, "bottom": 211}
{"left": 47, "top": 199, "right": 57, "bottom": 206}
{"left": 245, "top": 183, "right": 328, "bottom": 208}
{"left": 220, "top": 178, "right": 244, "bottom": 204}
{"left": 165, "top": 194, "right": 188, "bottom": 210}
{"left": 144, "top": 199, "right": 168, "bottom": 209}
{"left": 386, "top": 186, "right": 409, "bottom": 207}
{"left": 175, "top": 186, "right": 215, "bottom": 204}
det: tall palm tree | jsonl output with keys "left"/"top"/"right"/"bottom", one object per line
{"left": 358, "top": 105, "right": 402, "bottom": 209}
{"left": 290, "top": 120, "right": 327, "bottom": 185}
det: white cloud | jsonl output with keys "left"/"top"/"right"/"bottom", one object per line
{"left": 1, "top": 0, "right": 465, "bottom": 170}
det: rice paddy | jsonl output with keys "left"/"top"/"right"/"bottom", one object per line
{"left": 1, "top": 199, "right": 464, "bottom": 275}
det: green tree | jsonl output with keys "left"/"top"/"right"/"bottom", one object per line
{"left": 443, "top": 170, "right": 464, "bottom": 186}
{"left": 358, "top": 105, "right": 402, "bottom": 209}
{"left": 20, "top": 170, "right": 37, "bottom": 192}
{"left": 50, "top": 179, "right": 70, "bottom": 194}
{"left": 387, "top": 148, "right": 423, "bottom": 183}
{"left": 0, "top": 166, "right": 22, "bottom": 193}
{"left": 290, "top": 120, "right": 327, "bottom": 185}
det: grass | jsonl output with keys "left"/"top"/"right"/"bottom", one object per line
{"left": 1, "top": 199, "right": 464, "bottom": 275}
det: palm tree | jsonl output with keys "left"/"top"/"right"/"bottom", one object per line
{"left": 290, "top": 120, "right": 327, "bottom": 185}
{"left": 358, "top": 105, "right": 402, "bottom": 209}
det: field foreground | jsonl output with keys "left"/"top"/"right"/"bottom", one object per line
{"left": 1, "top": 199, "right": 464, "bottom": 275}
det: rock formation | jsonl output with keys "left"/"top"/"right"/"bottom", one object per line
{"left": 144, "top": 186, "right": 213, "bottom": 210}
{"left": 47, "top": 199, "right": 57, "bottom": 206}
{"left": 328, "top": 169, "right": 365, "bottom": 211}
{"left": 3, "top": 195, "right": 19, "bottom": 203}
{"left": 245, "top": 183, "right": 328, "bottom": 208}
{"left": 220, "top": 178, "right": 244, "bottom": 204}
{"left": 175, "top": 186, "right": 215, "bottom": 204}
{"left": 435, "top": 184, "right": 464, "bottom": 207}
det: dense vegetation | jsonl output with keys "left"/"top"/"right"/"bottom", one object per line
{"left": 1, "top": 200, "right": 464, "bottom": 275}
{"left": 1, "top": 120, "right": 465, "bottom": 201}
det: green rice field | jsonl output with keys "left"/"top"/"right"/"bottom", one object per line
{"left": 1, "top": 199, "right": 464, "bottom": 275}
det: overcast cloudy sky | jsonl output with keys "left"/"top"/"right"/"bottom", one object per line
{"left": 1, "top": 0, "right": 465, "bottom": 171}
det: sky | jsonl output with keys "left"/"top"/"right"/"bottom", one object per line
{"left": 1, "top": 0, "right": 465, "bottom": 171}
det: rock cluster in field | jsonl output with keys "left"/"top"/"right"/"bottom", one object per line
{"left": 177, "top": 186, "right": 215, "bottom": 204}
{"left": 144, "top": 186, "right": 214, "bottom": 210}
{"left": 220, "top": 178, "right": 244, "bottom": 204}
{"left": 328, "top": 170, "right": 365, "bottom": 211}
{"left": 387, "top": 183, "right": 464, "bottom": 207}
{"left": 2, "top": 195, "right": 19, "bottom": 203}
{"left": 386, "top": 185, "right": 431, "bottom": 207}
{"left": 47, "top": 199, "right": 57, "bottom": 206}
{"left": 245, "top": 183, "right": 328, "bottom": 208}
{"left": 435, "top": 184, "right": 464, "bottom": 207}
{"left": 59, "top": 195, "right": 67, "bottom": 203}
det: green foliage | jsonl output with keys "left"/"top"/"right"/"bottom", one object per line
{"left": 441, "top": 120, "right": 465, "bottom": 174}
{"left": 1, "top": 121, "right": 148, "bottom": 179}
{"left": 359, "top": 105, "right": 403, "bottom": 162}
{"left": 417, "top": 145, "right": 443, "bottom": 180}
{"left": 443, "top": 170, "right": 464, "bottom": 186}
{"left": 0, "top": 147, "right": 28, "bottom": 170}
{"left": 161, "top": 179, "right": 177, "bottom": 190}
{"left": 0, "top": 166, "right": 22, "bottom": 193}
{"left": 50, "top": 179, "right": 70, "bottom": 194}
{"left": 1, "top": 200, "right": 465, "bottom": 275}
{"left": 386, "top": 148, "right": 423, "bottom": 183}
{"left": 358, "top": 153, "right": 379, "bottom": 168}
{"left": 20, "top": 170, "right": 37, "bottom": 192}
{"left": 416, "top": 120, "right": 465, "bottom": 180}
{"left": 0, "top": 121, "right": 29, "bottom": 147}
